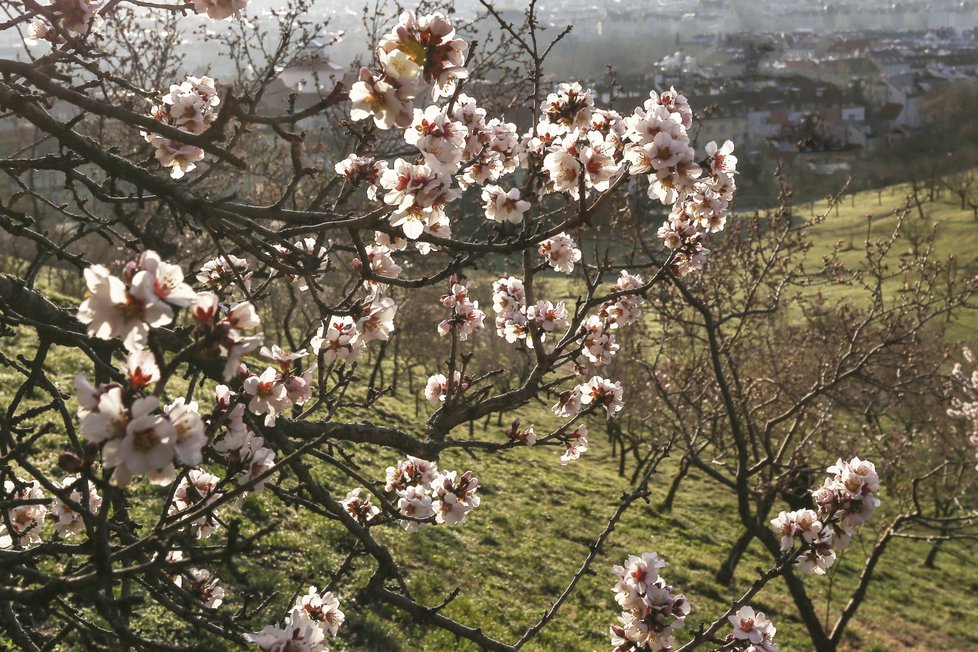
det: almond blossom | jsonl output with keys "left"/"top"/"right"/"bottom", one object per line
{"left": 580, "top": 375, "right": 625, "bottom": 417}
{"left": 395, "top": 484, "right": 435, "bottom": 531}
{"left": 189, "top": 568, "right": 225, "bottom": 609}
{"left": 246, "top": 607, "right": 328, "bottom": 652}
{"left": 580, "top": 315, "right": 619, "bottom": 365}
{"left": 560, "top": 425, "right": 589, "bottom": 465}
{"left": 540, "top": 82, "right": 594, "bottom": 134}
{"left": 771, "top": 456, "right": 881, "bottom": 574}
{"left": 143, "top": 76, "right": 221, "bottom": 179}
{"left": 51, "top": 476, "right": 101, "bottom": 538}
{"left": 197, "top": 254, "right": 252, "bottom": 290}
{"left": 424, "top": 371, "right": 466, "bottom": 405}
{"left": 311, "top": 316, "right": 363, "bottom": 366}
{"left": 126, "top": 350, "right": 160, "bottom": 389}
{"left": 357, "top": 295, "right": 398, "bottom": 343}
{"left": 543, "top": 141, "right": 582, "bottom": 197}
{"left": 482, "top": 185, "right": 531, "bottom": 223}
{"left": 354, "top": 243, "right": 403, "bottom": 285}
{"left": 378, "top": 11, "right": 468, "bottom": 100}
{"left": 609, "top": 552, "right": 689, "bottom": 652}
{"left": 527, "top": 300, "right": 569, "bottom": 336}
{"left": 296, "top": 587, "right": 345, "bottom": 638}
{"left": 193, "top": 0, "right": 247, "bottom": 20}
{"left": 437, "top": 280, "right": 485, "bottom": 341}
{"left": 384, "top": 457, "right": 481, "bottom": 530}
{"left": 165, "top": 398, "right": 207, "bottom": 466}
{"left": 335, "top": 154, "right": 388, "bottom": 201}
{"left": 339, "top": 488, "right": 380, "bottom": 524}
{"left": 102, "top": 395, "right": 176, "bottom": 486}
{"left": 385, "top": 456, "right": 439, "bottom": 493}
{"left": 491, "top": 276, "right": 527, "bottom": 340}
{"left": 78, "top": 264, "right": 173, "bottom": 352}
{"left": 728, "top": 606, "right": 779, "bottom": 652}
{"left": 1, "top": 479, "right": 47, "bottom": 549}
{"left": 25, "top": 0, "right": 102, "bottom": 43}
{"left": 431, "top": 470, "right": 480, "bottom": 525}
{"left": 189, "top": 292, "right": 264, "bottom": 380}
{"left": 770, "top": 509, "right": 823, "bottom": 553}
{"left": 539, "top": 233, "right": 582, "bottom": 274}
{"left": 168, "top": 469, "right": 222, "bottom": 539}
{"left": 349, "top": 67, "right": 415, "bottom": 130}
{"left": 243, "top": 366, "right": 291, "bottom": 426}
{"left": 405, "top": 105, "right": 468, "bottom": 172}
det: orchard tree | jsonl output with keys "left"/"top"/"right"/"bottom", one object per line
{"left": 0, "top": 2, "right": 971, "bottom": 652}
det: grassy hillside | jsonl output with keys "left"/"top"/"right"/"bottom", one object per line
{"left": 249, "top": 390, "right": 978, "bottom": 652}
{"left": 2, "top": 179, "right": 978, "bottom": 651}
{"left": 802, "top": 181, "right": 978, "bottom": 341}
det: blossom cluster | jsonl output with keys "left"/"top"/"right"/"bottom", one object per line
{"left": 344, "top": 12, "right": 735, "bottom": 270}
{"left": 530, "top": 82, "right": 738, "bottom": 275}
{"left": 336, "top": 12, "right": 738, "bottom": 442}
{"left": 26, "top": 0, "right": 102, "bottom": 44}
{"left": 164, "top": 550, "right": 225, "bottom": 609}
{"left": 437, "top": 278, "right": 486, "bottom": 341}
{"left": 560, "top": 424, "right": 590, "bottom": 465}
{"left": 169, "top": 469, "right": 223, "bottom": 539}
{"left": 197, "top": 253, "right": 252, "bottom": 290}
{"left": 76, "top": 365, "right": 204, "bottom": 487}
{"left": 247, "top": 586, "right": 344, "bottom": 651}
{"left": 727, "top": 606, "right": 779, "bottom": 652}
{"left": 384, "top": 456, "right": 480, "bottom": 528}
{"left": 0, "top": 479, "right": 47, "bottom": 549}
{"left": 339, "top": 488, "right": 381, "bottom": 524}
{"left": 0, "top": 474, "right": 105, "bottom": 550}
{"left": 192, "top": 0, "right": 248, "bottom": 21}
{"left": 143, "top": 75, "right": 221, "bottom": 179}
{"left": 74, "top": 251, "right": 289, "bottom": 490}
{"left": 424, "top": 370, "right": 468, "bottom": 406}
{"left": 240, "top": 346, "right": 315, "bottom": 426}
{"left": 78, "top": 250, "right": 197, "bottom": 352}
{"left": 947, "top": 348, "right": 978, "bottom": 468}
{"left": 490, "top": 268, "right": 643, "bottom": 370}
{"left": 577, "top": 269, "right": 646, "bottom": 367}
{"left": 538, "top": 233, "right": 582, "bottom": 274}
{"left": 609, "top": 552, "right": 690, "bottom": 651}
{"left": 771, "top": 456, "right": 880, "bottom": 574}
{"left": 211, "top": 384, "right": 277, "bottom": 493}
{"left": 310, "top": 296, "right": 397, "bottom": 367}
{"left": 51, "top": 476, "right": 102, "bottom": 538}
{"left": 350, "top": 10, "right": 468, "bottom": 131}
{"left": 552, "top": 376, "right": 624, "bottom": 419}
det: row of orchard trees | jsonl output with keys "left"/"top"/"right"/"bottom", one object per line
{"left": 0, "top": 1, "right": 976, "bottom": 651}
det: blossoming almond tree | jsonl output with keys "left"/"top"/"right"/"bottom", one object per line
{"left": 0, "top": 1, "right": 972, "bottom": 651}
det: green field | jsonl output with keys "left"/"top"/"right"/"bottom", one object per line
{"left": 2, "top": 180, "right": 977, "bottom": 651}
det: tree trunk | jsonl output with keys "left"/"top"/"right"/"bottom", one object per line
{"left": 659, "top": 453, "right": 691, "bottom": 512}
{"left": 829, "top": 522, "right": 900, "bottom": 646}
{"left": 390, "top": 335, "right": 400, "bottom": 394}
{"left": 923, "top": 539, "right": 942, "bottom": 569}
{"left": 715, "top": 527, "right": 756, "bottom": 585}
{"left": 757, "top": 528, "right": 835, "bottom": 651}
{"left": 368, "top": 341, "right": 387, "bottom": 389}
